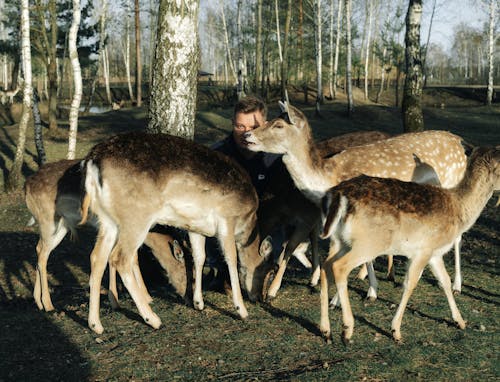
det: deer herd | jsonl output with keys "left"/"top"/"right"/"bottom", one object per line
{"left": 24, "top": 101, "right": 499, "bottom": 344}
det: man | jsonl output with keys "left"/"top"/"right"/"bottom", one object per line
{"left": 206, "top": 96, "right": 285, "bottom": 290}
{"left": 212, "top": 96, "right": 282, "bottom": 197}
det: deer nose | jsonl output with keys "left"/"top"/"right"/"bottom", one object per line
{"left": 243, "top": 132, "right": 252, "bottom": 139}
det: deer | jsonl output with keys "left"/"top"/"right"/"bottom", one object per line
{"left": 259, "top": 130, "right": 393, "bottom": 300}
{"left": 243, "top": 102, "right": 469, "bottom": 299}
{"left": 25, "top": 159, "right": 189, "bottom": 313}
{"left": 319, "top": 146, "right": 500, "bottom": 343}
{"left": 80, "top": 132, "right": 273, "bottom": 334}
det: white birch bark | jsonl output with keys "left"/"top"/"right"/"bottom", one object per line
{"left": 7, "top": 0, "right": 32, "bottom": 190}
{"left": 328, "top": 0, "right": 334, "bottom": 98}
{"left": 364, "top": 0, "right": 373, "bottom": 100}
{"left": 220, "top": 1, "right": 237, "bottom": 84}
{"left": 236, "top": 0, "right": 246, "bottom": 99}
{"left": 103, "top": 45, "right": 112, "bottom": 104}
{"left": 67, "top": 0, "right": 82, "bottom": 160}
{"left": 122, "top": 2, "right": 135, "bottom": 102}
{"left": 486, "top": 0, "right": 496, "bottom": 106}
{"left": 345, "top": 0, "right": 354, "bottom": 115}
{"left": 333, "top": 0, "right": 342, "bottom": 99}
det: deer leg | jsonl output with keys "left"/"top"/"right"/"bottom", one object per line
{"left": 428, "top": 255, "right": 466, "bottom": 330}
{"left": 114, "top": 245, "right": 161, "bottom": 330}
{"left": 387, "top": 255, "right": 395, "bottom": 282}
{"left": 189, "top": 232, "right": 206, "bottom": 311}
{"left": 219, "top": 228, "right": 248, "bottom": 319}
{"left": 452, "top": 236, "right": 462, "bottom": 294}
{"left": 357, "top": 263, "right": 368, "bottom": 280}
{"left": 88, "top": 226, "right": 117, "bottom": 334}
{"left": 309, "top": 224, "right": 321, "bottom": 287}
{"left": 107, "top": 262, "right": 120, "bottom": 310}
{"left": 391, "top": 256, "right": 428, "bottom": 343}
{"left": 33, "top": 223, "right": 68, "bottom": 312}
{"left": 132, "top": 253, "right": 153, "bottom": 304}
{"left": 365, "top": 261, "right": 379, "bottom": 301}
{"left": 266, "top": 230, "right": 304, "bottom": 300}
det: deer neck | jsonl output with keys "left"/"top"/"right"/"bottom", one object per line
{"left": 281, "top": 140, "right": 335, "bottom": 205}
{"left": 454, "top": 166, "right": 495, "bottom": 233}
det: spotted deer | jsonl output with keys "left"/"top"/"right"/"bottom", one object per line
{"left": 260, "top": 130, "right": 392, "bottom": 300}
{"left": 319, "top": 146, "right": 500, "bottom": 343}
{"left": 243, "top": 102, "right": 468, "bottom": 297}
{"left": 25, "top": 159, "right": 189, "bottom": 313}
{"left": 80, "top": 132, "right": 273, "bottom": 334}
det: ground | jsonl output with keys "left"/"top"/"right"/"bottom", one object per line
{"left": 0, "top": 87, "right": 498, "bottom": 381}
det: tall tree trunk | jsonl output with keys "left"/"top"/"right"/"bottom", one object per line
{"left": 147, "top": 0, "right": 199, "bottom": 139}
{"left": 486, "top": 0, "right": 496, "bottom": 106}
{"left": 376, "top": 46, "right": 387, "bottom": 103}
{"left": 333, "top": 0, "right": 342, "bottom": 99}
{"left": 236, "top": 0, "right": 246, "bottom": 100}
{"left": 422, "top": 0, "right": 436, "bottom": 88}
{"left": 314, "top": 0, "right": 323, "bottom": 116}
{"left": 254, "top": 0, "right": 262, "bottom": 94}
{"left": 7, "top": 0, "right": 32, "bottom": 191}
{"left": 32, "top": 88, "right": 46, "bottom": 166}
{"left": 103, "top": 46, "right": 112, "bottom": 105}
{"left": 47, "top": 0, "right": 58, "bottom": 131}
{"left": 402, "top": 0, "right": 424, "bottom": 132}
{"left": 281, "top": 0, "right": 292, "bottom": 101}
{"left": 328, "top": 0, "right": 335, "bottom": 99}
{"left": 363, "top": 0, "right": 373, "bottom": 100}
{"left": 220, "top": 1, "right": 237, "bottom": 84}
{"left": 297, "top": 0, "right": 304, "bottom": 82}
{"left": 345, "top": 0, "right": 353, "bottom": 116}
{"left": 135, "top": 0, "right": 142, "bottom": 107}
{"left": 123, "top": 1, "right": 135, "bottom": 102}
{"left": 67, "top": 0, "right": 82, "bottom": 160}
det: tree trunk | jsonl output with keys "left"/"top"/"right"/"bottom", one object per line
{"left": 32, "top": 89, "right": 46, "bottom": 166}
{"left": 147, "top": 0, "right": 199, "bottom": 139}
{"left": 486, "top": 0, "right": 496, "bottom": 106}
{"left": 314, "top": 0, "right": 323, "bottom": 116}
{"left": 345, "top": 0, "right": 353, "bottom": 116}
{"left": 67, "top": 0, "right": 82, "bottom": 160}
{"left": 220, "top": 1, "right": 237, "bottom": 85}
{"left": 6, "top": 0, "right": 32, "bottom": 191}
{"left": 103, "top": 46, "right": 112, "bottom": 105}
{"left": 363, "top": 0, "right": 373, "bottom": 100}
{"left": 333, "top": 0, "right": 342, "bottom": 100}
{"left": 297, "top": 0, "right": 304, "bottom": 82}
{"left": 376, "top": 46, "right": 387, "bottom": 103}
{"left": 402, "top": 0, "right": 424, "bottom": 132}
{"left": 135, "top": 0, "right": 142, "bottom": 107}
{"left": 281, "top": 0, "right": 292, "bottom": 101}
{"left": 47, "top": 0, "right": 59, "bottom": 131}
{"left": 328, "top": 0, "right": 335, "bottom": 99}
{"left": 236, "top": 0, "right": 246, "bottom": 100}
{"left": 254, "top": 0, "right": 263, "bottom": 94}
{"left": 123, "top": 2, "right": 135, "bottom": 102}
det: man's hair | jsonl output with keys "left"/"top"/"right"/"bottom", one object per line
{"left": 234, "top": 96, "right": 267, "bottom": 120}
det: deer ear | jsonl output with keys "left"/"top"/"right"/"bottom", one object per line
{"left": 259, "top": 235, "right": 273, "bottom": 258}
{"left": 170, "top": 240, "right": 185, "bottom": 262}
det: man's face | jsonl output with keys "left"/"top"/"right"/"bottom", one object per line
{"left": 232, "top": 111, "right": 266, "bottom": 151}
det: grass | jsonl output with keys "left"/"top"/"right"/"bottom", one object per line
{"left": 0, "top": 88, "right": 498, "bottom": 381}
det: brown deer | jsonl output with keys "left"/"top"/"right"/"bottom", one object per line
{"left": 319, "top": 146, "right": 499, "bottom": 343}
{"left": 243, "top": 102, "right": 468, "bottom": 296}
{"left": 260, "top": 130, "right": 392, "bottom": 300}
{"left": 80, "top": 132, "right": 273, "bottom": 334}
{"left": 25, "top": 159, "right": 190, "bottom": 312}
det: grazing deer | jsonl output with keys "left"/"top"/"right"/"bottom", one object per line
{"left": 243, "top": 102, "right": 468, "bottom": 295}
{"left": 319, "top": 146, "right": 500, "bottom": 343}
{"left": 25, "top": 159, "right": 189, "bottom": 312}
{"left": 260, "top": 130, "right": 392, "bottom": 300}
{"left": 81, "top": 132, "right": 273, "bottom": 334}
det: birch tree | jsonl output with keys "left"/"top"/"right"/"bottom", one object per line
{"left": 402, "top": 0, "right": 424, "bottom": 132}
{"left": 121, "top": 0, "right": 135, "bottom": 102}
{"left": 220, "top": 1, "right": 237, "bottom": 85}
{"left": 254, "top": 0, "right": 263, "bottom": 94}
{"left": 314, "top": 0, "right": 323, "bottom": 115}
{"left": 147, "top": 0, "right": 199, "bottom": 139}
{"left": 486, "top": 0, "right": 497, "bottom": 106}
{"left": 333, "top": 0, "right": 342, "bottom": 99}
{"left": 236, "top": 0, "right": 245, "bottom": 99}
{"left": 6, "top": 0, "right": 31, "bottom": 191}
{"left": 67, "top": 0, "right": 82, "bottom": 160}
{"left": 345, "top": 0, "right": 354, "bottom": 115}
{"left": 135, "top": 0, "right": 142, "bottom": 107}
{"left": 364, "top": 0, "right": 373, "bottom": 100}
